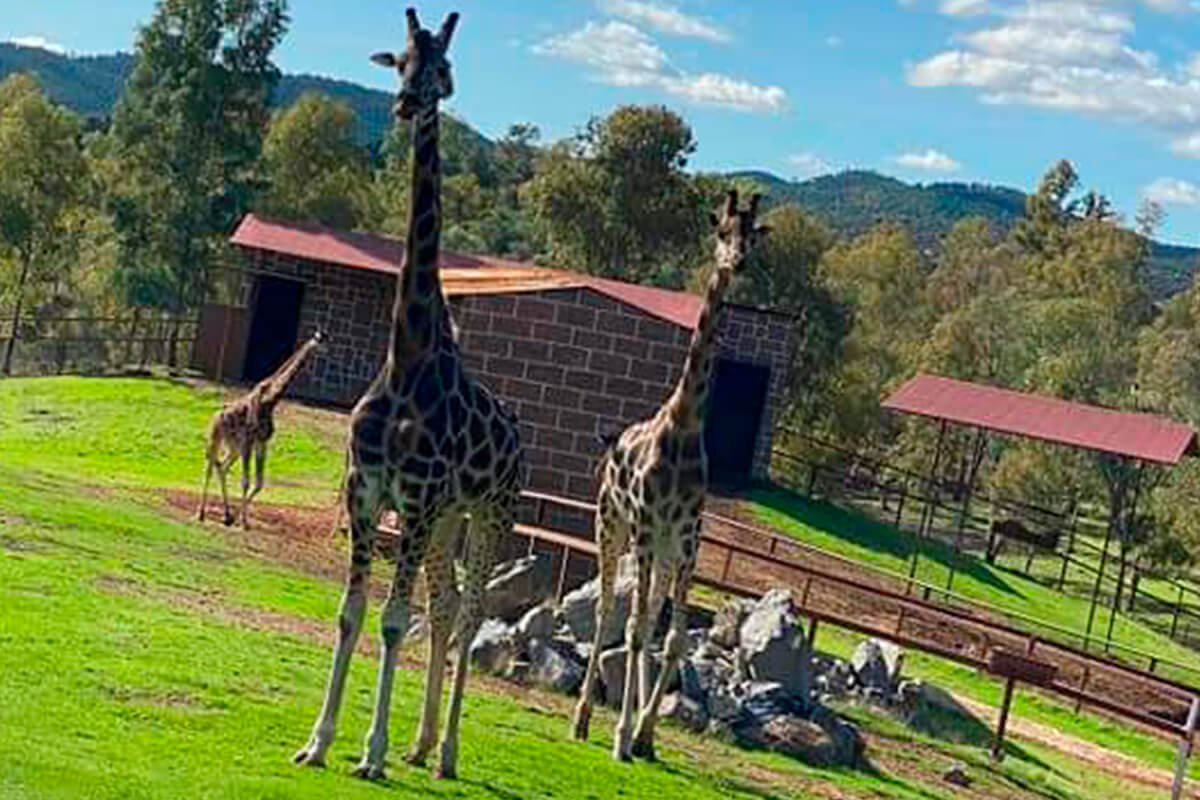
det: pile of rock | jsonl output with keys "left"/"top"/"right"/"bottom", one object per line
{"left": 465, "top": 555, "right": 882, "bottom": 766}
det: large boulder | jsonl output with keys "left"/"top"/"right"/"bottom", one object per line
{"left": 598, "top": 646, "right": 672, "bottom": 708}
{"left": 557, "top": 554, "right": 638, "bottom": 649}
{"left": 738, "top": 589, "right": 813, "bottom": 702}
{"left": 469, "top": 619, "right": 521, "bottom": 675}
{"left": 661, "top": 693, "right": 709, "bottom": 734}
{"left": 527, "top": 638, "right": 584, "bottom": 694}
{"left": 741, "top": 705, "right": 862, "bottom": 768}
{"left": 516, "top": 604, "right": 557, "bottom": 641}
{"left": 709, "top": 598, "right": 754, "bottom": 650}
{"left": 485, "top": 555, "right": 554, "bottom": 622}
{"left": 851, "top": 638, "right": 904, "bottom": 693}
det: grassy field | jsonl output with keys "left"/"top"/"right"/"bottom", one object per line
{"left": 748, "top": 486, "right": 1200, "bottom": 679}
{"left": 0, "top": 377, "right": 1195, "bottom": 799}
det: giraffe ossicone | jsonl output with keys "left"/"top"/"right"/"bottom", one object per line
{"left": 198, "top": 329, "right": 324, "bottom": 530}
{"left": 294, "top": 7, "right": 523, "bottom": 782}
{"left": 571, "top": 188, "right": 768, "bottom": 762}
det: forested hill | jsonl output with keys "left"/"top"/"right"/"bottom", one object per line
{"left": 735, "top": 168, "right": 1199, "bottom": 298}
{"left": 3, "top": 41, "right": 1196, "bottom": 296}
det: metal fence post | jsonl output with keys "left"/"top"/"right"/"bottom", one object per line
{"left": 1171, "top": 696, "right": 1200, "bottom": 800}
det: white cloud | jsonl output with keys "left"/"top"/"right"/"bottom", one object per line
{"left": 895, "top": 148, "right": 963, "bottom": 171}
{"left": 598, "top": 0, "right": 731, "bottom": 43}
{"left": 940, "top": 0, "right": 990, "bottom": 16}
{"left": 826, "top": 35, "right": 844, "bottom": 48}
{"left": 1187, "top": 52, "right": 1200, "bottom": 78}
{"left": 533, "top": 21, "right": 786, "bottom": 113}
{"left": 787, "top": 152, "right": 833, "bottom": 177}
{"left": 1144, "top": 177, "right": 1200, "bottom": 206}
{"left": 661, "top": 72, "right": 787, "bottom": 112}
{"left": 906, "top": 1, "right": 1200, "bottom": 156}
{"left": 532, "top": 21, "right": 668, "bottom": 86}
{"left": 7, "top": 35, "right": 66, "bottom": 55}
{"left": 1171, "top": 133, "right": 1200, "bottom": 158}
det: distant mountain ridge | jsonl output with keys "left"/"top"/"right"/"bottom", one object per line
{"left": 734, "top": 169, "right": 1199, "bottom": 298}
{"left": 2, "top": 41, "right": 1196, "bottom": 297}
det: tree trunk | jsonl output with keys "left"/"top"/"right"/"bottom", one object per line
{"left": 2, "top": 256, "right": 32, "bottom": 376}
{"left": 123, "top": 307, "right": 142, "bottom": 366}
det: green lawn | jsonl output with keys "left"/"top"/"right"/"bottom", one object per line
{"left": 0, "top": 376, "right": 1191, "bottom": 799}
{"left": 748, "top": 486, "right": 1200, "bottom": 683}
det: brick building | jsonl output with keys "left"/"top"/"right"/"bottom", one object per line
{"left": 196, "top": 214, "right": 797, "bottom": 499}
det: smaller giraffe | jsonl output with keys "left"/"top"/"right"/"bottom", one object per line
{"left": 571, "top": 189, "right": 768, "bottom": 761}
{"left": 198, "top": 330, "right": 324, "bottom": 529}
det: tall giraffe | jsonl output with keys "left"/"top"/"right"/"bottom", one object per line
{"left": 571, "top": 190, "right": 768, "bottom": 761}
{"left": 198, "top": 329, "right": 324, "bottom": 529}
{"left": 294, "top": 8, "right": 522, "bottom": 781}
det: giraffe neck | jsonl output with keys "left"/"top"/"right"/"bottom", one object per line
{"left": 388, "top": 105, "right": 446, "bottom": 367}
{"left": 260, "top": 337, "right": 319, "bottom": 407}
{"left": 663, "top": 266, "right": 733, "bottom": 431}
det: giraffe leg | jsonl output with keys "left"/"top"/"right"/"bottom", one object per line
{"left": 639, "top": 564, "right": 668, "bottom": 712}
{"left": 294, "top": 469, "right": 381, "bottom": 768}
{"left": 246, "top": 442, "right": 267, "bottom": 505}
{"left": 614, "top": 546, "right": 651, "bottom": 762}
{"left": 355, "top": 510, "right": 432, "bottom": 780}
{"left": 406, "top": 526, "right": 459, "bottom": 767}
{"left": 571, "top": 506, "right": 627, "bottom": 742}
{"left": 438, "top": 507, "right": 504, "bottom": 779}
{"left": 239, "top": 446, "right": 253, "bottom": 531}
{"left": 198, "top": 452, "right": 215, "bottom": 521}
{"left": 632, "top": 556, "right": 695, "bottom": 761}
{"left": 217, "top": 452, "right": 236, "bottom": 526}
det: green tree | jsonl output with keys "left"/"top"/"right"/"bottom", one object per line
{"left": 724, "top": 203, "right": 846, "bottom": 424}
{"left": 527, "top": 105, "right": 705, "bottom": 287}
{"left": 0, "top": 74, "right": 87, "bottom": 374}
{"left": 259, "top": 92, "right": 371, "bottom": 229}
{"left": 107, "top": 0, "right": 288, "bottom": 366}
{"left": 818, "top": 225, "right": 930, "bottom": 447}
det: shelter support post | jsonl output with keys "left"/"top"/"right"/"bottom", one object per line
{"left": 946, "top": 428, "right": 987, "bottom": 594}
{"left": 1105, "top": 460, "right": 1145, "bottom": 651}
{"left": 1084, "top": 456, "right": 1127, "bottom": 650}
{"left": 909, "top": 420, "right": 948, "bottom": 590}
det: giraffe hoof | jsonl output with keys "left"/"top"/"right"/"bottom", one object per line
{"left": 292, "top": 747, "right": 325, "bottom": 768}
{"left": 630, "top": 734, "right": 656, "bottom": 761}
{"left": 434, "top": 764, "right": 456, "bottom": 780}
{"left": 352, "top": 761, "right": 386, "bottom": 780}
{"left": 223, "top": 513, "right": 235, "bottom": 526}
{"left": 571, "top": 709, "right": 591, "bottom": 741}
{"left": 404, "top": 750, "right": 427, "bottom": 768}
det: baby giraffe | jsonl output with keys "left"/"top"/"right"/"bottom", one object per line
{"left": 198, "top": 330, "right": 324, "bottom": 529}
{"left": 571, "top": 190, "right": 768, "bottom": 761}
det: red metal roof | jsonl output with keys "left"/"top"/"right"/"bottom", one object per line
{"left": 883, "top": 374, "right": 1196, "bottom": 465}
{"left": 231, "top": 214, "right": 704, "bottom": 329}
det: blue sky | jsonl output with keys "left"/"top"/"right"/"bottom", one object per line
{"left": 5, "top": 0, "right": 1200, "bottom": 244}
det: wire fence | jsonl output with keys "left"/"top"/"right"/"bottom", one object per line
{"left": 770, "top": 431, "right": 1200, "bottom": 652}
{"left": 0, "top": 313, "right": 199, "bottom": 378}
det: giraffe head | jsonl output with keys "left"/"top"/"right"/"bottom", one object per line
{"left": 370, "top": 8, "right": 459, "bottom": 120}
{"left": 709, "top": 189, "right": 769, "bottom": 274}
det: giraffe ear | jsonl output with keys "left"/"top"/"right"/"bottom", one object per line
{"left": 406, "top": 7, "right": 421, "bottom": 37}
{"left": 370, "top": 51, "right": 399, "bottom": 68}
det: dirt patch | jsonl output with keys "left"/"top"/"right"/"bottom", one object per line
{"left": 951, "top": 693, "right": 1200, "bottom": 798}
{"left": 102, "top": 686, "right": 211, "bottom": 709}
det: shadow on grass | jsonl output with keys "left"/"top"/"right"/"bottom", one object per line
{"left": 651, "top": 760, "right": 791, "bottom": 800}
{"left": 750, "top": 486, "right": 1023, "bottom": 599}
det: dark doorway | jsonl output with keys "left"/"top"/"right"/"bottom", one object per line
{"left": 242, "top": 276, "right": 304, "bottom": 383}
{"left": 705, "top": 359, "right": 770, "bottom": 485}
